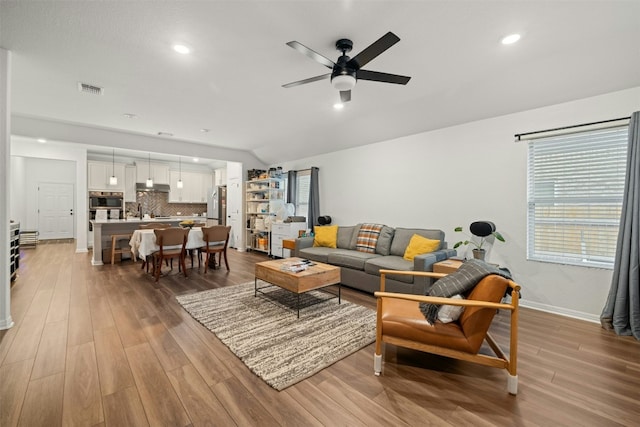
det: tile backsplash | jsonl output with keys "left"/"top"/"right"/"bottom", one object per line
{"left": 125, "top": 192, "right": 207, "bottom": 217}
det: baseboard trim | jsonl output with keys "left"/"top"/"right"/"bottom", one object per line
{"left": 521, "top": 299, "right": 600, "bottom": 324}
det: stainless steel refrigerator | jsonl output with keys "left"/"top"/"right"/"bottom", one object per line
{"left": 207, "top": 185, "right": 227, "bottom": 225}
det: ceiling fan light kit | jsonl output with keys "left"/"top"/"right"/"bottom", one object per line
{"left": 283, "top": 31, "right": 411, "bottom": 103}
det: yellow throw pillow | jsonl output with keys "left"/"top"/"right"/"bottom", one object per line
{"left": 313, "top": 225, "right": 338, "bottom": 248}
{"left": 403, "top": 234, "right": 440, "bottom": 261}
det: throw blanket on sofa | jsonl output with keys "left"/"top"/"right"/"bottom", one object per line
{"left": 356, "top": 223, "right": 384, "bottom": 253}
{"left": 419, "top": 259, "right": 512, "bottom": 325}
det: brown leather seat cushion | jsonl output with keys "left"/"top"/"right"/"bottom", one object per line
{"left": 381, "top": 274, "right": 509, "bottom": 354}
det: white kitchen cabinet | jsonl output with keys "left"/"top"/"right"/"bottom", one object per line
{"left": 271, "top": 222, "right": 307, "bottom": 258}
{"left": 88, "top": 160, "right": 125, "bottom": 191}
{"left": 124, "top": 165, "right": 137, "bottom": 202}
{"left": 136, "top": 161, "right": 170, "bottom": 185}
{"left": 168, "top": 170, "right": 211, "bottom": 203}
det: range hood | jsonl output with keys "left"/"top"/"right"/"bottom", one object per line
{"left": 135, "top": 183, "right": 171, "bottom": 193}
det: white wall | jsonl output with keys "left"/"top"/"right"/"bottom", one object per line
{"left": 11, "top": 139, "right": 88, "bottom": 253}
{"left": 279, "top": 86, "right": 640, "bottom": 322}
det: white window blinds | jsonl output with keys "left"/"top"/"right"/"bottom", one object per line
{"left": 527, "top": 126, "right": 628, "bottom": 268}
{"left": 295, "top": 169, "right": 311, "bottom": 221}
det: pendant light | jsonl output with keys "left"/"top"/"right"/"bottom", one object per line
{"left": 146, "top": 153, "right": 153, "bottom": 187}
{"left": 109, "top": 149, "right": 118, "bottom": 185}
{"left": 176, "top": 156, "right": 184, "bottom": 189}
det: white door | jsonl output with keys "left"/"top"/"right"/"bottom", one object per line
{"left": 227, "top": 177, "right": 243, "bottom": 250}
{"left": 38, "top": 183, "right": 75, "bottom": 240}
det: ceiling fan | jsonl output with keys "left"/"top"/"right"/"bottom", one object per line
{"left": 282, "top": 31, "right": 411, "bottom": 103}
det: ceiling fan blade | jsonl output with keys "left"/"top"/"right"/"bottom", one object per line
{"left": 340, "top": 90, "right": 351, "bottom": 103}
{"left": 282, "top": 73, "right": 331, "bottom": 88}
{"left": 356, "top": 69, "right": 411, "bottom": 85}
{"left": 347, "top": 32, "right": 400, "bottom": 69}
{"left": 286, "top": 41, "right": 335, "bottom": 69}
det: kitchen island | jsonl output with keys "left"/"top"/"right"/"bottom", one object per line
{"left": 90, "top": 217, "right": 204, "bottom": 265}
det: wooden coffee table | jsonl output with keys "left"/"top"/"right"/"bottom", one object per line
{"left": 254, "top": 257, "right": 341, "bottom": 317}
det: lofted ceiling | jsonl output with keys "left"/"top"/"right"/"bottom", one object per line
{"left": 1, "top": 1, "right": 639, "bottom": 166}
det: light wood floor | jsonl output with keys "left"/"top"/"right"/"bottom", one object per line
{"left": 1, "top": 241, "right": 639, "bottom": 426}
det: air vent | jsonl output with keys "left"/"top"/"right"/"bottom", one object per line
{"left": 78, "top": 82, "right": 104, "bottom": 95}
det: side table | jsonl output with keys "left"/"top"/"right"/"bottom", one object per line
{"left": 281, "top": 239, "right": 296, "bottom": 258}
{"left": 433, "top": 259, "right": 463, "bottom": 274}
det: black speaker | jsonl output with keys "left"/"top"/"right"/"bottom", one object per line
{"left": 469, "top": 221, "right": 496, "bottom": 237}
{"left": 318, "top": 215, "right": 332, "bottom": 225}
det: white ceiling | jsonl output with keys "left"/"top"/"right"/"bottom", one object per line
{"left": 2, "top": 1, "right": 639, "bottom": 166}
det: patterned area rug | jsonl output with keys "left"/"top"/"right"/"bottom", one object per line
{"left": 176, "top": 281, "right": 376, "bottom": 391}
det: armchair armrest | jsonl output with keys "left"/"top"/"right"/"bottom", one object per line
{"left": 293, "top": 236, "right": 314, "bottom": 257}
{"left": 413, "top": 249, "right": 457, "bottom": 272}
{"left": 374, "top": 291, "right": 516, "bottom": 311}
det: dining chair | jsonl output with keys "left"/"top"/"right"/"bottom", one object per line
{"left": 138, "top": 223, "right": 170, "bottom": 272}
{"left": 152, "top": 227, "right": 189, "bottom": 282}
{"left": 198, "top": 225, "right": 231, "bottom": 273}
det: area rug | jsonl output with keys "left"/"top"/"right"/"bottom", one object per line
{"left": 176, "top": 281, "right": 376, "bottom": 390}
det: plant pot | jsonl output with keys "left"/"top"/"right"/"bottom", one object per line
{"left": 472, "top": 248, "right": 486, "bottom": 260}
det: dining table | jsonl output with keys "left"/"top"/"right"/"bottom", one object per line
{"left": 129, "top": 227, "right": 206, "bottom": 260}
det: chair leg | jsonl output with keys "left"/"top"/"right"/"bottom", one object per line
{"left": 204, "top": 252, "right": 209, "bottom": 274}
{"left": 181, "top": 255, "right": 188, "bottom": 278}
{"left": 222, "top": 250, "right": 229, "bottom": 271}
{"left": 154, "top": 257, "right": 161, "bottom": 282}
{"left": 374, "top": 353, "right": 382, "bottom": 376}
{"left": 508, "top": 374, "right": 518, "bottom": 395}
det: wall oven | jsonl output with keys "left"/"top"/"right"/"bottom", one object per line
{"left": 89, "top": 191, "right": 124, "bottom": 231}
{"left": 89, "top": 191, "right": 124, "bottom": 210}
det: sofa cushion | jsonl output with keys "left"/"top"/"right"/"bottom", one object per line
{"left": 298, "top": 246, "right": 339, "bottom": 263}
{"left": 390, "top": 228, "right": 445, "bottom": 257}
{"left": 349, "top": 224, "right": 362, "bottom": 249}
{"left": 364, "top": 255, "right": 414, "bottom": 283}
{"left": 376, "top": 226, "right": 395, "bottom": 256}
{"left": 403, "top": 234, "right": 441, "bottom": 261}
{"left": 328, "top": 250, "right": 380, "bottom": 270}
{"left": 337, "top": 226, "right": 357, "bottom": 249}
{"left": 313, "top": 225, "right": 338, "bottom": 248}
{"left": 355, "top": 223, "right": 384, "bottom": 253}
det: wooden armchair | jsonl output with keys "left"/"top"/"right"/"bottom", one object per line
{"left": 374, "top": 269, "right": 521, "bottom": 395}
{"left": 139, "top": 223, "right": 170, "bottom": 272}
{"left": 198, "top": 226, "right": 231, "bottom": 273}
{"left": 152, "top": 227, "right": 189, "bottom": 282}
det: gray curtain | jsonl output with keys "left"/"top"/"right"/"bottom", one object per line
{"left": 287, "top": 170, "right": 297, "bottom": 205}
{"left": 601, "top": 111, "right": 640, "bottom": 340}
{"left": 308, "top": 167, "right": 319, "bottom": 231}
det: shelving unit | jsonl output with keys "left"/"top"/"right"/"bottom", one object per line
{"left": 10, "top": 222, "right": 20, "bottom": 281}
{"left": 245, "top": 177, "right": 285, "bottom": 255}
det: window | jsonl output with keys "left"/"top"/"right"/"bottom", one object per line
{"left": 527, "top": 126, "right": 628, "bottom": 268}
{"left": 295, "top": 169, "right": 311, "bottom": 221}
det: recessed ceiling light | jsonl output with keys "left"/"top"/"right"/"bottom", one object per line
{"left": 333, "top": 103, "right": 344, "bottom": 110}
{"left": 193, "top": 158, "right": 199, "bottom": 162}
{"left": 157, "top": 132, "right": 173, "bottom": 137}
{"left": 200, "top": 128, "right": 210, "bottom": 133}
{"left": 173, "top": 44, "right": 191, "bottom": 54}
{"left": 123, "top": 113, "right": 138, "bottom": 119}
{"left": 501, "top": 34, "right": 521, "bottom": 45}
{"left": 37, "top": 138, "right": 47, "bottom": 143}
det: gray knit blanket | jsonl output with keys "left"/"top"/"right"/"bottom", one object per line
{"left": 419, "top": 259, "right": 512, "bottom": 325}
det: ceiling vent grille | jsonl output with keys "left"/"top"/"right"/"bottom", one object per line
{"left": 78, "top": 82, "right": 104, "bottom": 95}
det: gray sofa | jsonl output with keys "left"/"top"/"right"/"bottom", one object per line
{"left": 293, "top": 225, "right": 457, "bottom": 295}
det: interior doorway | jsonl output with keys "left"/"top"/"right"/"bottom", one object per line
{"left": 38, "top": 182, "right": 75, "bottom": 240}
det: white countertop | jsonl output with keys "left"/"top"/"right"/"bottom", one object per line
{"left": 91, "top": 216, "right": 206, "bottom": 224}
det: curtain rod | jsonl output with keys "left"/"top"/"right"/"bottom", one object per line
{"left": 514, "top": 116, "right": 630, "bottom": 141}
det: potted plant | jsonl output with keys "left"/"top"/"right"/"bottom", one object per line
{"left": 453, "top": 221, "right": 505, "bottom": 260}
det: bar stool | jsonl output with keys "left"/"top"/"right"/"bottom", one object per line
{"left": 110, "top": 234, "right": 132, "bottom": 264}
